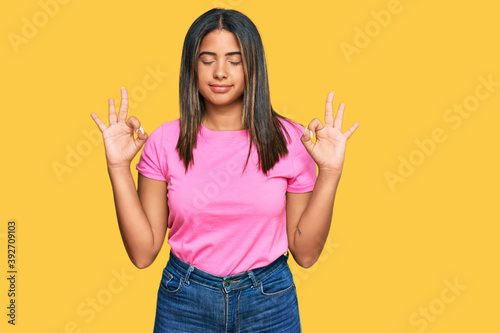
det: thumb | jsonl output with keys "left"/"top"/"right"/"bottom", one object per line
{"left": 301, "top": 126, "right": 315, "bottom": 152}
{"left": 126, "top": 116, "right": 148, "bottom": 148}
{"left": 134, "top": 125, "right": 148, "bottom": 146}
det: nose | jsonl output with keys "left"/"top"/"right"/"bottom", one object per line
{"left": 213, "top": 61, "right": 228, "bottom": 79}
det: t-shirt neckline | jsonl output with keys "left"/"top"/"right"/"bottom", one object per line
{"left": 200, "top": 122, "right": 249, "bottom": 141}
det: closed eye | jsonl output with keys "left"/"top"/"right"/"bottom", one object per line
{"left": 201, "top": 61, "right": 241, "bottom": 65}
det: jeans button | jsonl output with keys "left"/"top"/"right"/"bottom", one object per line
{"left": 224, "top": 280, "right": 231, "bottom": 287}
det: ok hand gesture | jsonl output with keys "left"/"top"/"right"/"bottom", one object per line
{"left": 301, "top": 91, "right": 360, "bottom": 175}
{"left": 90, "top": 87, "right": 148, "bottom": 169}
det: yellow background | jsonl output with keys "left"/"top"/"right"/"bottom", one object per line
{"left": 1, "top": 0, "right": 499, "bottom": 332}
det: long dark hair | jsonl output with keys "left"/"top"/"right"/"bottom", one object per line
{"left": 176, "top": 8, "right": 300, "bottom": 176}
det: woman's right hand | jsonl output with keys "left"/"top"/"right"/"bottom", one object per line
{"left": 90, "top": 87, "right": 148, "bottom": 170}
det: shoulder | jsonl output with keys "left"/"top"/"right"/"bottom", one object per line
{"left": 148, "top": 118, "right": 180, "bottom": 139}
{"left": 276, "top": 117, "right": 305, "bottom": 146}
{"left": 156, "top": 118, "right": 180, "bottom": 133}
{"left": 140, "top": 119, "right": 180, "bottom": 152}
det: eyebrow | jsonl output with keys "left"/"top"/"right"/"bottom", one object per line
{"left": 199, "top": 51, "right": 241, "bottom": 56}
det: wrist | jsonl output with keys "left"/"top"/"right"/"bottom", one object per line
{"left": 318, "top": 167, "right": 342, "bottom": 178}
{"left": 107, "top": 163, "right": 131, "bottom": 174}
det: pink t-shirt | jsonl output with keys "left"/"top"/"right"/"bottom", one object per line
{"left": 135, "top": 117, "right": 317, "bottom": 275}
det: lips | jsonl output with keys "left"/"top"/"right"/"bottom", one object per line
{"left": 210, "top": 84, "right": 232, "bottom": 93}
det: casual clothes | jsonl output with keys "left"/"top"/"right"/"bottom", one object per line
{"left": 153, "top": 249, "right": 301, "bottom": 332}
{"left": 136, "top": 117, "right": 317, "bottom": 276}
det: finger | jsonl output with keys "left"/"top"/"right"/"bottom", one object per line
{"left": 118, "top": 87, "right": 129, "bottom": 123}
{"left": 108, "top": 98, "right": 117, "bottom": 125}
{"left": 90, "top": 112, "right": 108, "bottom": 133}
{"left": 309, "top": 120, "right": 324, "bottom": 137}
{"left": 300, "top": 124, "right": 315, "bottom": 153}
{"left": 135, "top": 126, "right": 148, "bottom": 145}
{"left": 334, "top": 102, "right": 346, "bottom": 129}
{"left": 302, "top": 126, "right": 315, "bottom": 141}
{"left": 126, "top": 115, "right": 140, "bottom": 131}
{"left": 324, "top": 91, "right": 335, "bottom": 128}
{"left": 343, "top": 122, "right": 360, "bottom": 140}
{"left": 303, "top": 118, "right": 323, "bottom": 141}
{"left": 126, "top": 116, "right": 148, "bottom": 145}
{"left": 136, "top": 126, "right": 145, "bottom": 135}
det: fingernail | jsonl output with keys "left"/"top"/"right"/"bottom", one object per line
{"left": 136, "top": 126, "right": 144, "bottom": 134}
{"left": 309, "top": 130, "right": 314, "bottom": 137}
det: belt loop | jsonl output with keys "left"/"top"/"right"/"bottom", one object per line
{"left": 247, "top": 270, "right": 258, "bottom": 289}
{"left": 184, "top": 265, "right": 194, "bottom": 286}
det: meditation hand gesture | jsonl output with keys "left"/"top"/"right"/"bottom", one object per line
{"left": 301, "top": 91, "right": 360, "bottom": 175}
{"left": 90, "top": 87, "right": 148, "bottom": 169}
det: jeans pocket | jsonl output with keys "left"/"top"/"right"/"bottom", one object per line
{"left": 257, "top": 262, "right": 296, "bottom": 298}
{"left": 159, "top": 265, "right": 184, "bottom": 295}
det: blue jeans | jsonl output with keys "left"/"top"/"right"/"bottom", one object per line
{"left": 153, "top": 250, "right": 302, "bottom": 332}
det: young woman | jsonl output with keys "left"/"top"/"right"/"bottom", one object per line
{"left": 90, "top": 8, "right": 359, "bottom": 333}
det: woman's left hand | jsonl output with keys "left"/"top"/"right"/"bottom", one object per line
{"left": 301, "top": 91, "right": 360, "bottom": 175}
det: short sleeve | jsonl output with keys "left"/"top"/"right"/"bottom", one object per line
{"left": 135, "top": 125, "right": 167, "bottom": 181}
{"left": 287, "top": 125, "right": 317, "bottom": 193}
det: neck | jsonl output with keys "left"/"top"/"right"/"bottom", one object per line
{"left": 202, "top": 98, "right": 244, "bottom": 131}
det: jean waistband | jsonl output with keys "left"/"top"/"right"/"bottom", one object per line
{"left": 166, "top": 250, "right": 290, "bottom": 292}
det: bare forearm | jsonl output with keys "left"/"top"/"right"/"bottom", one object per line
{"left": 107, "top": 166, "right": 155, "bottom": 267}
{"left": 294, "top": 169, "right": 341, "bottom": 267}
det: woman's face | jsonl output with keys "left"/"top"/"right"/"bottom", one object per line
{"left": 197, "top": 29, "right": 245, "bottom": 112}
